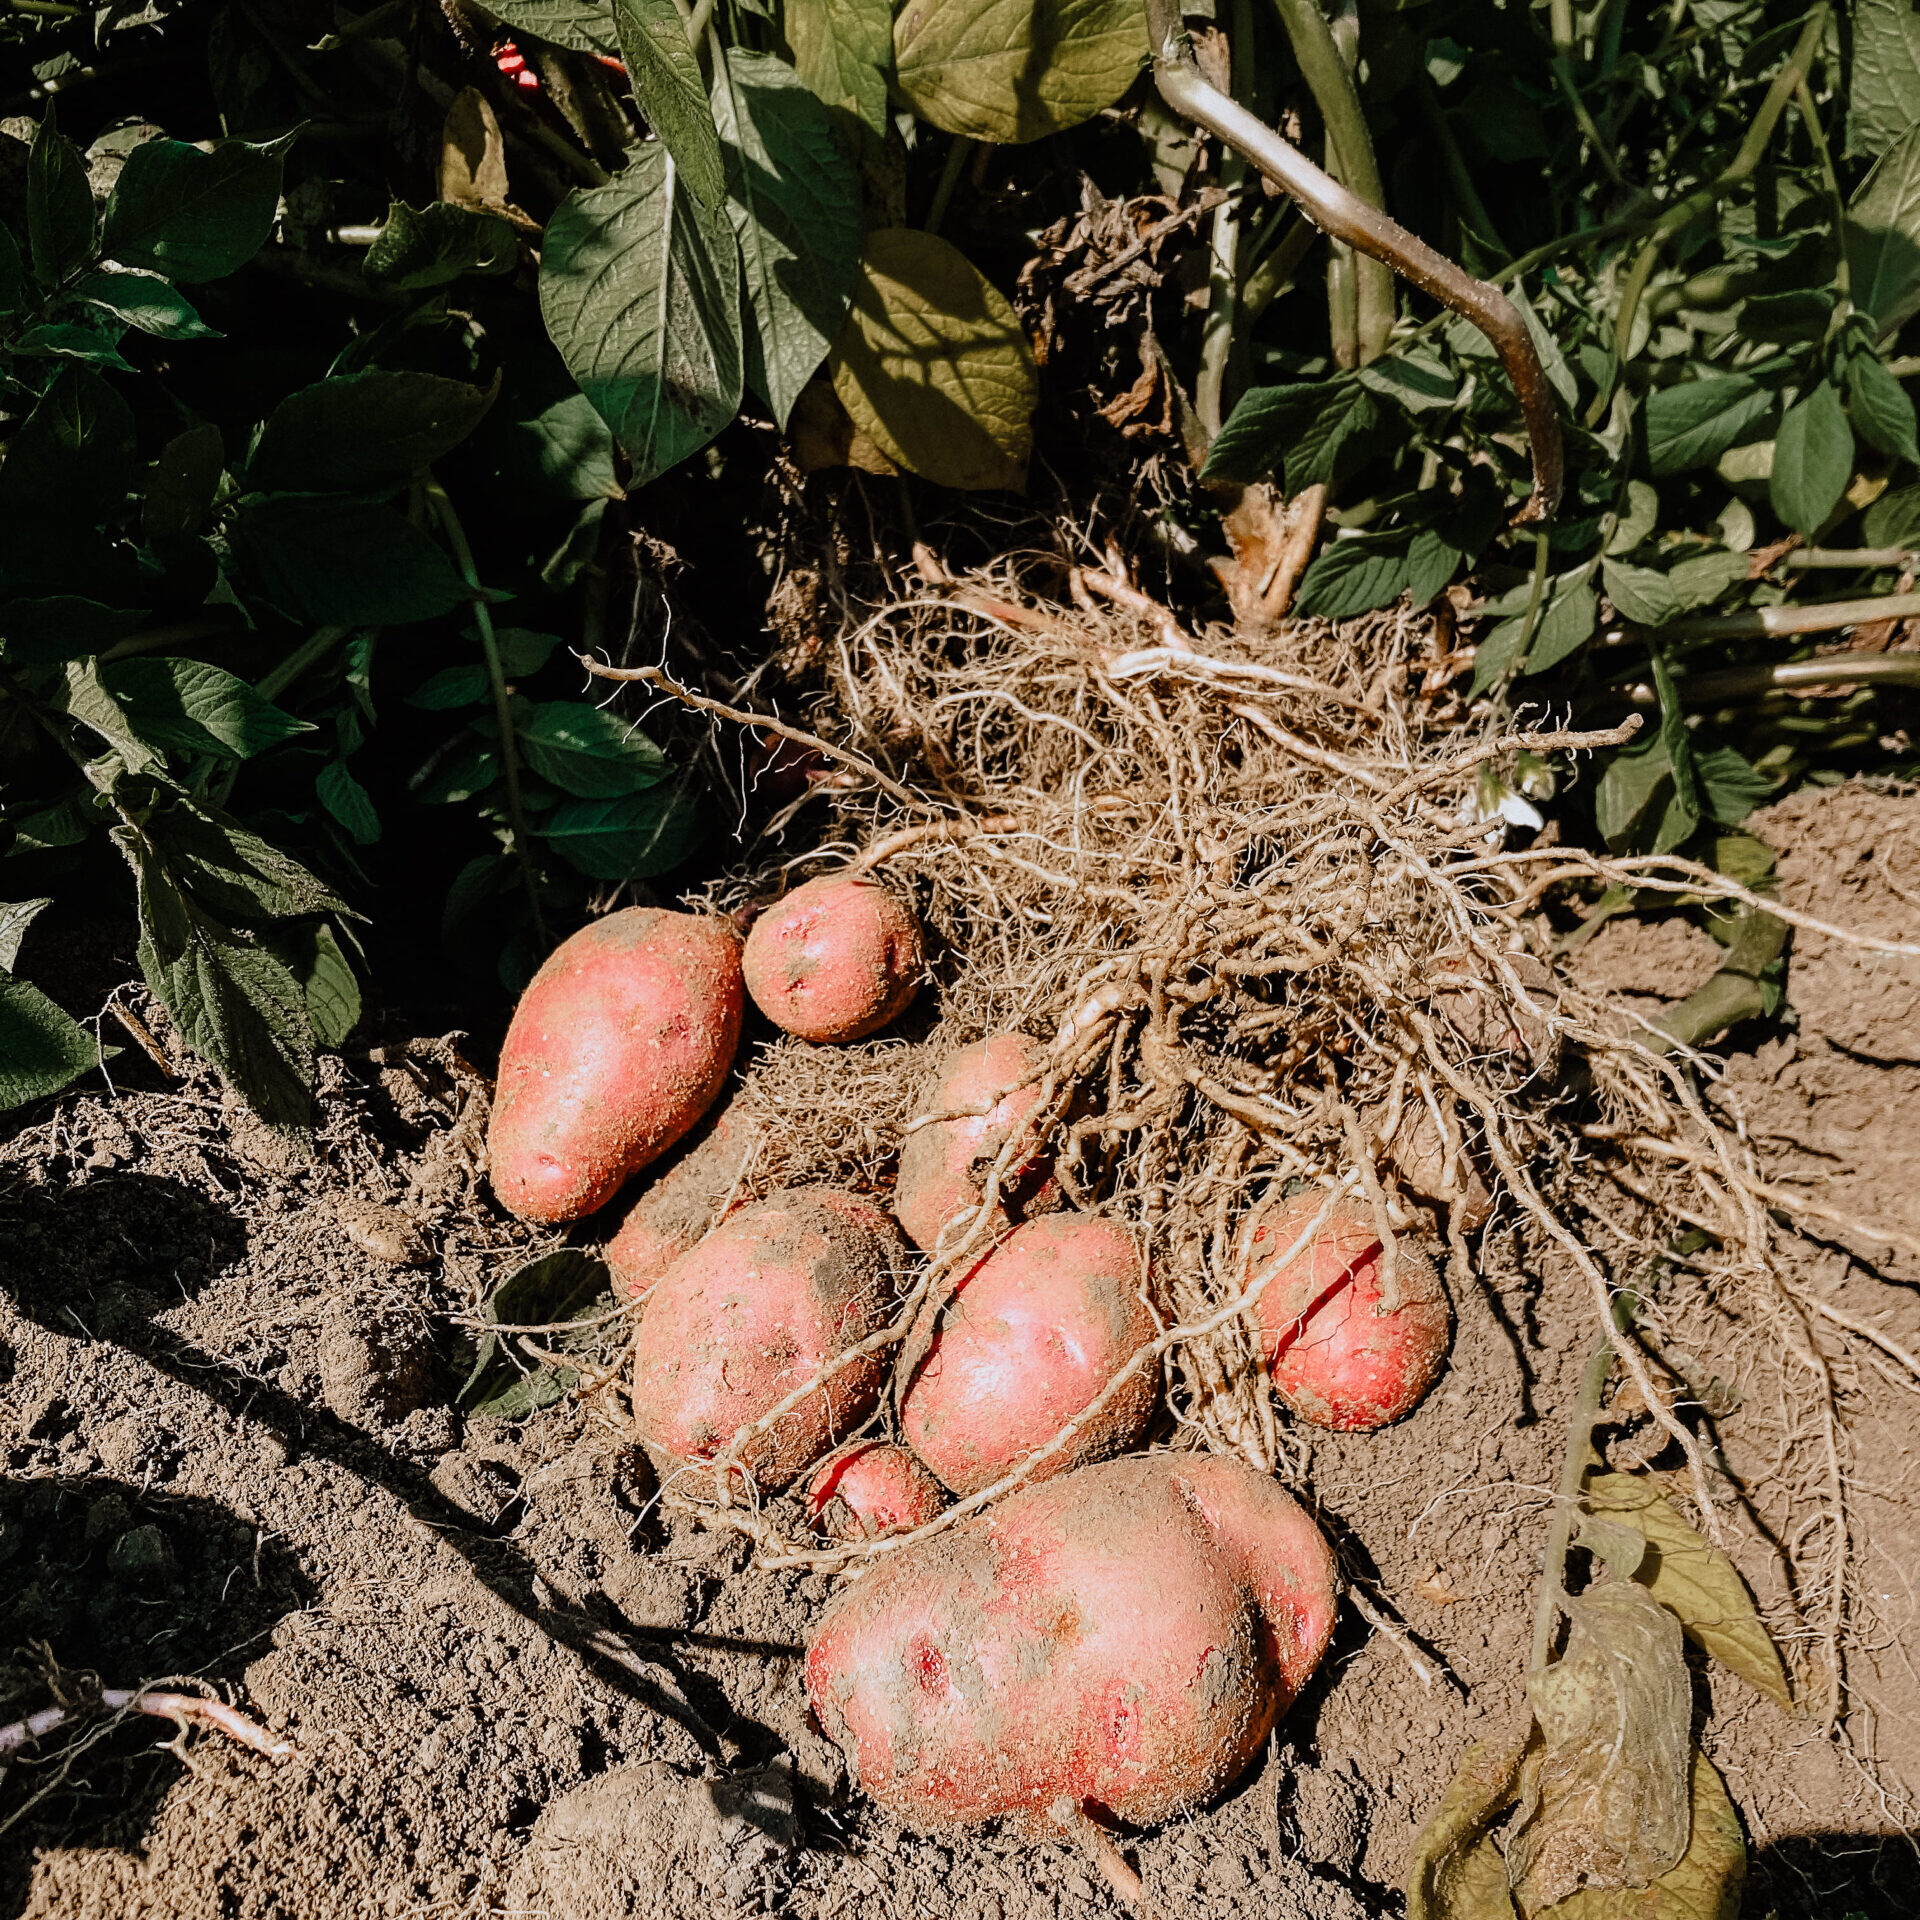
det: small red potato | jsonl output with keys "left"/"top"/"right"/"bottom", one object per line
{"left": 743, "top": 873, "right": 924, "bottom": 1043}
{"left": 603, "top": 1101, "right": 765, "bottom": 1299}
{"left": 630, "top": 1187, "right": 906, "bottom": 1489}
{"left": 805, "top": 1440, "right": 948, "bottom": 1541}
{"left": 804, "top": 1451, "right": 1338, "bottom": 1832}
{"left": 894, "top": 1032, "right": 1058, "bottom": 1254}
{"left": 899, "top": 1214, "right": 1156, "bottom": 1496}
{"left": 1244, "top": 1195, "right": 1449, "bottom": 1430}
{"left": 488, "top": 909, "right": 743, "bottom": 1224}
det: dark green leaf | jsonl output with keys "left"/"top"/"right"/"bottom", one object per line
{"left": 73, "top": 268, "right": 218, "bottom": 339}
{"left": 0, "top": 597, "right": 144, "bottom": 667}
{"left": 363, "top": 199, "right": 518, "bottom": 290}
{"left": 274, "top": 919, "right": 361, "bottom": 1049}
{"left": 100, "top": 133, "right": 293, "bottom": 283}
{"left": 1665, "top": 550, "right": 1748, "bottom": 612}
{"left": 536, "top": 783, "right": 701, "bottom": 878}
{"left": 1847, "top": 120, "right": 1920, "bottom": 339}
{"left": 1358, "top": 346, "right": 1459, "bottom": 415}
{"left": 786, "top": 0, "right": 892, "bottom": 135}
{"left": 540, "top": 498, "right": 609, "bottom": 591}
{"left": 442, "top": 852, "right": 511, "bottom": 948}
{"left": 1851, "top": 0, "right": 1920, "bottom": 159}
{"left": 28, "top": 112, "right": 96, "bottom": 290}
{"left": 1864, "top": 479, "right": 1920, "bottom": 546}
{"left": 499, "top": 628, "right": 562, "bottom": 675}
{"left": 712, "top": 47, "right": 865, "bottom": 428}
{"left": 1405, "top": 529, "right": 1462, "bottom": 608}
{"left": 1602, "top": 555, "right": 1680, "bottom": 626}
{"left": 153, "top": 795, "right": 350, "bottom": 923}
{"left": 485, "top": 0, "right": 619, "bottom": 55}
{"left": 1770, "top": 381, "right": 1854, "bottom": 538}
{"left": 235, "top": 497, "right": 471, "bottom": 625}
{"left": 407, "top": 664, "right": 490, "bottom": 709}
{"left": 8, "top": 317, "right": 136, "bottom": 371}
{"left": 7, "top": 795, "right": 97, "bottom": 853}
{"left": 494, "top": 386, "right": 623, "bottom": 503}
{"left": 58, "top": 658, "right": 162, "bottom": 772}
{"left": 316, "top": 760, "right": 381, "bottom": 844}
{"left": 251, "top": 370, "right": 497, "bottom": 492}
{"left": 1518, "top": 577, "right": 1599, "bottom": 676}
{"left": 1595, "top": 737, "right": 1691, "bottom": 853}
{"left": 518, "top": 701, "right": 670, "bottom": 797}
{"left": 1847, "top": 351, "right": 1920, "bottom": 466}
{"left": 1642, "top": 375, "right": 1775, "bottom": 478}
{"left": 1651, "top": 646, "right": 1701, "bottom": 843}
{"left": 1292, "top": 541, "right": 1411, "bottom": 619}
{"left": 1202, "top": 380, "right": 1377, "bottom": 490}
{"left": 412, "top": 742, "right": 499, "bottom": 804}
{"left": 539, "top": 149, "right": 743, "bottom": 487}
{"left": 1694, "top": 745, "right": 1775, "bottom": 828}
{"left": 458, "top": 1248, "right": 613, "bottom": 1419}
{"left": 0, "top": 221, "right": 27, "bottom": 316}
{"left": 0, "top": 898, "right": 51, "bottom": 972}
{"left": 0, "top": 364, "right": 136, "bottom": 526}
{"left": 142, "top": 423, "right": 225, "bottom": 543}
{"left": 1738, "top": 287, "right": 1833, "bottom": 344}
{"left": 614, "top": 0, "right": 727, "bottom": 211}
{"left": 0, "top": 970, "right": 99, "bottom": 1110}
{"left": 98, "top": 658, "right": 314, "bottom": 762}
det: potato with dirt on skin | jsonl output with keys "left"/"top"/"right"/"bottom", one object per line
{"left": 893, "top": 1032, "right": 1060, "bottom": 1255}
{"left": 602, "top": 1101, "right": 765, "bottom": 1299}
{"left": 1244, "top": 1193, "right": 1449, "bottom": 1430}
{"left": 804, "top": 1440, "right": 948, "bottom": 1541}
{"left": 487, "top": 909, "right": 743, "bottom": 1225}
{"left": 743, "top": 873, "right": 924, "bottom": 1043}
{"left": 629, "top": 1187, "right": 906, "bottom": 1490}
{"left": 804, "top": 1450, "right": 1339, "bottom": 1833}
{"left": 899, "top": 1213, "right": 1157, "bottom": 1497}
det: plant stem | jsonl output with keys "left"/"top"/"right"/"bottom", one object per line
{"left": 1240, "top": 210, "right": 1316, "bottom": 323}
{"left": 925, "top": 134, "right": 972, "bottom": 237}
{"left": 1794, "top": 74, "right": 1850, "bottom": 324}
{"left": 1197, "top": 0, "right": 1254, "bottom": 437}
{"left": 1548, "top": 0, "right": 1627, "bottom": 187}
{"left": 1414, "top": 72, "right": 1509, "bottom": 261}
{"left": 1664, "top": 652, "right": 1920, "bottom": 703}
{"left": 424, "top": 479, "right": 549, "bottom": 949}
{"left": 256, "top": 627, "right": 350, "bottom": 704}
{"left": 1653, "top": 590, "right": 1920, "bottom": 643}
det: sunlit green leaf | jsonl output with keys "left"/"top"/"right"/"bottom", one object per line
{"left": 1847, "top": 119, "right": 1920, "bottom": 339}
{"left": 1643, "top": 375, "right": 1774, "bottom": 478}
{"left": 1770, "top": 380, "right": 1854, "bottom": 537}
{"left": 787, "top": 0, "right": 892, "bottom": 134}
{"left": 614, "top": 0, "right": 726, "bottom": 211}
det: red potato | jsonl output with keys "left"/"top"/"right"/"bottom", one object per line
{"left": 899, "top": 1214, "right": 1156, "bottom": 1497}
{"left": 1244, "top": 1195, "right": 1449, "bottom": 1431}
{"left": 804, "top": 1451, "right": 1338, "bottom": 1832}
{"left": 805, "top": 1440, "right": 949, "bottom": 1541}
{"left": 743, "top": 873, "right": 924, "bottom": 1043}
{"left": 630, "top": 1187, "right": 906, "bottom": 1489}
{"left": 894, "top": 1032, "right": 1058, "bottom": 1255}
{"left": 488, "top": 909, "right": 743, "bottom": 1224}
{"left": 603, "top": 1101, "right": 765, "bottom": 1299}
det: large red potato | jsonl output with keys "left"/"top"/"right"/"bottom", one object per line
{"left": 894, "top": 1032, "right": 1058, "bottom": 1255}
{"left": 899, "top": 1214, "right": 1156, "bottom": 1496}
{"left": 487, "top": 909, "right": 743, "bottom": 1224}
{"left": 603, "top": 1100, "right": 765, "bottom": 1298}
{"left": 1244, "top": 1194, "right": 1449, "bottom": 1430}
{"left": 630, "top": 1187, "right": 906, "bottom": 1489}
{"left": 805, "top": 1440, "right": 949, "bottom": 1541}
{"left": 743, "top": 873, "right": 923, "bottom": 1043}
{"left": 804, "top": 1451, "right": 1339, "bottom": 1832}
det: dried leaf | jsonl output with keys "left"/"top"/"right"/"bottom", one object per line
{"left": 1509, "top": 1581, "right": 1692, "bottom": 1912}
{"left": 1585, "top": 1474, "right": 1792, "bottom": 1710}
{"left": 441, "top": 88, "right": 510, "bottom": 213}
{"left": 1406, "top": 1715, "right": 1531, "bottom": 1920}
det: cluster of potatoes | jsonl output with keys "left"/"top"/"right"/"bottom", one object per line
{"left": 484, "top": 878, "right": 1451, "bottom": 1843}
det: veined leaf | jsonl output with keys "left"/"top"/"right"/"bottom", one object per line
{"left": 28, "top": 112, "right": 96, "bottom": 290}
{"left": 251, "top": 370, "right": 497, "bottom": 492}
{"left": 1293, "top": 540, "right": 1411, "bottom": 619}
{"left": 1642, "top": 376, "right": 1774, "bottom": 478}
{"left": 74, "top": 269, "right": 219, "bottom": 340}
{"left": 485, "top": 0, "right": 619, "bottom": 56}
{"left": 614, "top": 0, "right": 726, "bottom": 211}
{"left": 518, "top": 701, "right": 670, "bottom": 797}
{"left": 1602, "top": 555, "right": 1680, "bottom": 627}
{"left": 1846, "top": 351, "right": 1920, "bottom": 466}
{"left": 1850, "top": 0, "right": 1920, "bottom": 161}
{"left": 1770, "top": 381, "right": 1853, "bottom": 538}
{"left": 0, "top": 899, "right": 52, "bottom": 974}
{"left": 712, "top": 48, "right": 864, "bottom": 429}
{"left": 317, "top": 760, "right": 381, "bottom": 845}
{"left": 0, "top": 597, "right": 144, "bottom": 668}
{"left": 1847, "top": 120, "right": 1920, "bottom": 339}
{"left": 1405, "top": 1717, "right": 1531, "bottom": 1920}
{"left": 143, "top": 423, "right": 225, "bottom": 543}
{"left": 235, "top": 497, "right": 471, "bottom": 625}
{"left": 540, "top": 148, "right": 744, "bottom": 487}
{"left": 894, "top": 0, "right": 1147, "bottom": 144}
{"left": 786, "top": 0, "right": 892, "bottom": 135}
{"left": 1202, "top": 380, "right": 1378, "bottom": 492}
{"left": 828, "top": 228, "right": 1037, "bottom": 491}
{"left": 458, "top": 1248, "right": 613, "bottom": 1419}
{"left": 100, "top": 133, "right": 293, "bottom": 283}
{"left": 0, "top": 970, "right": 99, "bottom": 1111}
{"left": 364, "top": 200, "right": 518, "bottom": 289}
{"left": 0, "top": 364, "right": 137, "bottom": 526}
{"left": 536, "top": 784, "right": 702, "bottom": 878}
{"left": 98, "top": 658, "right": 314, "bottom": 762}
{"left": 275, "top": 919, "right": 362, "bottom": 1050}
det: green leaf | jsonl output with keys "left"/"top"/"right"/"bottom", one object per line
{"left": 893, "top": 0, "right": 1148, "bottom": 144}
{"left": 149, "top": 794, "right": 349, "bottom": 924}
{"left": 1643, "top": 375, "right": 1775, "bottom": 478}
{"left": 58, "top": 658, "right": 162, "bottom": 772}
{"left": 0, "top": 970, "right": 99, "bottom": 1111}
{"left": 100, "top": 133, "right": 293, "bottom": 283}
{"left": 8, "top": 317, "right": 135, "bottom": 372}
{"left": 363, "top": 199, "right": 518, "bottom": 289}
{"left": 536, "top": 783, "right": 702, "bottom": 878}
{"left": 786, "top": 0, "right": 892, "bottom": 135}
{"left": 0, "top": 221, "right": 27, "bottom": 317}
{"left": 518, "top": 700, "right": 670, "bottom": 797}
{"left": 1602, "top": 555, "right": 1680, "bottom": 626}
{"left": 540, "top": 148, "right": 744, "bottom": 488}
{"left": 293, "top": 921, "right": 361, "bottom": 1049}
{"left": 1693, "top": 745, "right": 1775, "bottom": 828}
{"left": 1405, "top": 528, "right": 1462, "bottom": 607}
{"left": 1519, "top": 576, "right": 1599, "bottom": 676}
{"left": 1770, "top": 381, "right": 1854, "bottom": 538}
{"left": 829, "top": 227, "right": 1037, "bottom": 492}
{"left": 316, "top": 760, "right": 381, "bottom": 844}
{"left": 493, "top": 384, "right": 623, "bottom": 503}
{"left": 1865, "top": 478, "right": 1920, "bottom": 546}
{"left": 98, "top": 658, "right": 314, "bottom": 762}
{"left": 73, "top": 268, "right": 218, "bottom": 339}
{"left": 234, "top": 497, "right": 471, "bottom": 625}
{"left": 1404, "top": 1721, "right": 1530, "bottom": 1920}
{"left": 457, "top": 1248, "right": 614, "bottom": 1419}
{"left": 251, "top": 370, "right": 497, "bottom": 492}
{"left": 485, "top": 0, "right": 619, "bottom": 55}
{"left": 1650, "top": 645, "right": 1701, "bottom": 835}
{"left": 143, "top": 423, "right": 226, "bottom": 543}
{"left": 7, "top": 795, "right": 97, "bottom": 854}
{"left": 0, "top": 899, "right": 50, "bottom": 974}
{"left": 0, "top": 597, "right": 144, "bottom": 668}
{"left": 407, "top": 664, "right": 490, "bottom": 709}
{"left": 1202, "top": 380, "right": 1377, "bottom": 491}
{"left": 712, "top": 48, "right": 865, "bottom": 429}
{"left": 1595, "top": 735, "right": 1695, "bottom": 854}
{"left": 613, "top": 0, "right": 727, "bottom": 212}
{"left": 499, "top": 628, "right": 562, "bottom": 675}
{"left": 1292, "top": 541, "right": 1411, "bottom": 619}
{"left": 1850, "top": 0, "right": 1920, "bottom": 160}
{"left": 1846, "top": 351, "right": 1920, "bottom": 466}
{"left": 1357, "top": 346, "right": 1460, "bottom": 415}
{"left": 1847, "top": 120, "right": 1920, "bottom": 339}
{"left": 1664, "top": 550, "right": 1748, "bottom": 612}
{"left": 412, "top": 742, "right": 499, "bottom": 805}
{"left": 0, "top": 364, "right": 136, "bottom": 526}
{"left": 28, "top": 112, "right": 97, "bottom": 290}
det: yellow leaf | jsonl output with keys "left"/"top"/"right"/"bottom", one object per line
{"left": 441, "top": 88, "right": 510, "bottom": 214}
{"left": 789, "top": 378, "right": 898, "bottom": 475}
{"left": 1406, "top": 1715, "right": 1530, "bottom": 1920}
{"left": 828, "top": 229, "right": 1037, "bottom": 492}
{"left": 1585, "top": 1473, "right": 1792, "bottom": 1710}
{"left": 894, "top": 0, "right": 1147, "bottom": 144}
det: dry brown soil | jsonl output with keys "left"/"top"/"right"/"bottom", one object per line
{"left": 2, "top": 781, "right": 1916, "bottom": 1919}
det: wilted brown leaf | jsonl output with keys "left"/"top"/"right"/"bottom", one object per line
{"left": 1405, "top": 1714, "right": 1531, "bottom": 1920}
{"left": 441, "top": 89, "right": 510, "bottom": 214}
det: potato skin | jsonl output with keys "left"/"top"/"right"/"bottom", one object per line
{"left": 743, "top": 874, "right": 924, "bottom": 1043}
{"left": 894, "top": 1033, "right": 1057, "bottom": 1255}
{"left": 900, "top": 1214, "right": 1156, "bottom": 1496}
{"left": 804, "top": 1452, "right": 1338, "bottom": 1832}
{"left": 602, "top": 1100, "right": 764, "bottom": 1298}
{"left": 630, "top": 1187, "right": 906, "bottom": 1490}
{"left": 805, "top": 1440, "right": 949, "bottom": 1541}
{"left": 488, "top": 910, "right": 743, "bottom": 1224}
{"left": 1245, "top": 1196, "right": 1449, "bottom": 1430}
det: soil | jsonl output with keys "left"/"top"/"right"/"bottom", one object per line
{"left": 3, "top": 781, "right": 1917, "bottom": 1920}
